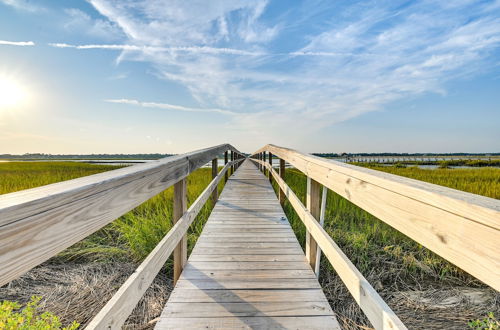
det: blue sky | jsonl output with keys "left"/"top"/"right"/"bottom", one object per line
{"left": 0, "top": 0, "right": 499, "bottom": 154}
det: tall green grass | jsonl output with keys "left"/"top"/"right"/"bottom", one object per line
{"left": 0, "top": 162, "right": 124, "bottom": 194}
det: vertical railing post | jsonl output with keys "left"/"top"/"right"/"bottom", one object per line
{"left": 212, "top": 158, "right": 218, "bottom": 203}
{"left": 224, "top": 151, "right": 228, "bottom": 182}
{"left": 263, "top": 152, "right": 267, "bottom": 177}
{"left": 173, "top": 178, "right": 187, "bottom": 284}
{"left": 279, "top": 159, "right": 285, "bottom": 205}
{"left": 306, "top": 176, "right": 321, "bottom": 272}
{"left": 230, "top": 151, "right": 234, "bottom": 175}
{"left": 268, "top": 152, "right": 273, "bottom": 183}
{"left": 315, "top": 186, "right": 328, "bottom": 277}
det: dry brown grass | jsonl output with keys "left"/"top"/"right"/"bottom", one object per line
{"left": 0, "top": 262, "right": 172, "bottom": 329}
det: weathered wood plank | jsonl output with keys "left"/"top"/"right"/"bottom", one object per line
{"left": 174, "top": 278, "right": 321, "bottom": 289}
{"left": 156, "top": 316, "right": 341, "bottom": 329}
{"left": 161, "top": 301, "right": 333, "bottom": 317}
{"left": 172, "top": 178, "right": 187, "bottom": 284}
{"left": 167, "top": 289, "right": 329, "bottom": 303}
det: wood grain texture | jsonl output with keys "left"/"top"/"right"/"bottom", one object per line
{"left": 86, "top": 160, "right": 236, "bottom": 330}
{"left": 0, "top": 144, "right": 243, "bottom": 287}
{"left": 253, "top": 159, "right": 407, "bottom": 330}
{"left": 306, "top": 177, "right": 321, "bottom": 272}
{"left": 253, "top": 144, "right": 500, "bottom": 291}
{"left": 157, "top": 160, "right": 339, "bottom": 330}
{"left": 172, "top": 178, "right": 187, "bottom": 284}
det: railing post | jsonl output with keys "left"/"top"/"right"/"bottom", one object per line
{"left": 306, "top": 176, "right": 321, "bottom": 272}
{"left": 173, "top": 178, "right": 187, "bottom": 284}
{"left": 212, "top": 158, "right": 218, "bottom": 203}
{"left": 263, "top": 152, "right": 267, "bottom": 177}
{"left": 230, "top": 151, "right": 234, "bottom": 175}
{"left": 279, "top": 159, "right": 285, "bottom": 204}
{"left": 224, "top": 151, "right": 228, "bottom": 182}
{"left": 268, "top": 152, "right": 273, "bottom": 183}
{"left": 315, "top": 185, "right": 328, "bottom": 277}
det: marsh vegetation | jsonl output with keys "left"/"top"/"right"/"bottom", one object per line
{"left": 0, "top": 161, "right": 498, "bottom": 329}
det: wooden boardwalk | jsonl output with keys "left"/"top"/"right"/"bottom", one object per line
{"left": 156, "top": 160, "right": 340, "bottom": 329}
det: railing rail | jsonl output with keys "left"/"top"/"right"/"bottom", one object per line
{"left": 0, "top": 144, "right": 244, "bottom": 287}
{"left": 251, "top": 144, "right": 500, "bottom": 330}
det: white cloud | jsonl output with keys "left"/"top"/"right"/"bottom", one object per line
{"left": 105, "top": 98, "right": 236, "bottom": 115}
{"left": 83, "top": 0, "right": 500, "bottom": 140}
{"left": 0, "top": 40, "right": 34, "bottom": 46}
{"left": 63, "top": 8, "right": 122, "bottom": 40}
{"left": 0, "top": 0, "right": 42, "bottom": 12}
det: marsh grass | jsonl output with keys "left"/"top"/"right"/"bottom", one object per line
{"left": 2, "top": 161, "right": 499, "bottom": 328}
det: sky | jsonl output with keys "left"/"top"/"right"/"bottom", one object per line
{"left": 0, "top": 0, "right": 499, "bottom": 154}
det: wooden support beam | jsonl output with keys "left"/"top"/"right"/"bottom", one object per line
{"left": 263, "top": 152, "right": 267, "bottom": 176}
{"left": 268, "top": 152, "right": 273, "bottom": 183}
{"left": 212, "top": 158, "right": 218, "bottom": 203}
{"left": 279, "top": 159, "right": 285, "bottom": 205}
{"left": 306, "top": 177, "right": 321, "bottom": 272}
{"left": 173, "top": 178, "right": 187, "bottom": 284}
{"left": 230, "top": 151, "right": 234, "bottom": 175}
{"left": 315, "top": 185, "right": 328, "bottom": 277}
{"left": 224, "top": 151, "right": 228, "bottom": 182}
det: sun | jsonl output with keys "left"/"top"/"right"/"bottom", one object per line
{"left": 0, "top": 75, "right": 28, "bottom": 108}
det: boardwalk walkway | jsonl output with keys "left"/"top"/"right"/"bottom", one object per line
{"left": 156, "top": 160, "right": 340, "bottom": 329}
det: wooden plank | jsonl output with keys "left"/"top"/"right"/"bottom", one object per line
{"left": 172, "top": 178, "right": 187, "bottom": 284}
{"left": 279, "top": 158, "right": 286, "bottom": 205}
{"left": 306, "top": 177, "right": 321, "bottom": 272}
{"left": 161, "top": 301, "right": 333, "bottom": 317}
{"left": 190, "top": 254, "right": 305, "bottom": 262}
{"left": 212, "top": 158, "right": 218, "bottom": 203}
{"left": 174, "top": 278, "right": 321, "bottom": 289}
{"left": 254, "top": 145, "right": 500, "bottom": 291}
{"left": 156, "top": 316, "right": 340, "bottom": 329}
{"left": 180, "top": 267, "right": 314, "bottom": 276}
{"left": 224, "top": 151, "right": 228, "bottom": 183}
{"left": 189, "top": 248, "right": 305, "bottom": 256}
{"left": 0, "top": 144, "right": 241, "bottom": 286}
{"left": 86, "top": 161, "right": 235, "bottom": 330}
{"left": 167, "top": 288, "right": 329, "bottom": 303}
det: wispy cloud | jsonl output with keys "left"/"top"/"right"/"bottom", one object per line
{"left": 85, "top": 0, "right": 500, "bottom": 139}
{"left": 0, "top": 0, "right": 43, "bottom": 12}
{"left": 105, "top": 98, "right": 236, "bottom": 115}
{"left": 63, "top": 8, "right": 123, "bottom": 40}
{"left": 48, "top": 42, "right": 261, "bottom": 56}
{"left": 0, "top": 40, "right": 34, "bottom": 46}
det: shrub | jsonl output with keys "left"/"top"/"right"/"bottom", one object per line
{"left": 0, "top": 296, "right": 79, "bottom": 329}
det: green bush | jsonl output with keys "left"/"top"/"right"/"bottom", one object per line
{"left": 469, "top": 312, "right": 499, "bottom": 330}
{"left": 0, "top": 296, "right": 79, "bottom": 329}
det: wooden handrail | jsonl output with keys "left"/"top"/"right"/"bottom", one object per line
{"left": 252, "top": 145, "right": 500, "bottom": 291}
{"left": 251, "top": 158, "right": 407, "bottom": 330}
{"left": 0, "top": 144, "right": 244, "bottom": 286}
{"left": 86, "top": 160, "right": 237, "bottom": 329}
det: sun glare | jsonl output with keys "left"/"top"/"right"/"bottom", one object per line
{"left": 0, "top": 75, "right": 29, "bottom": 108}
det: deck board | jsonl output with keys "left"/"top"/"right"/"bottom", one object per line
{"left": 156, "top": 160, "right": 340, "bottom": 330}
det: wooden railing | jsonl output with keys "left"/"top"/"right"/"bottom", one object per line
{"left": 0, "top": 144, "right": 245, "bottom": 329}
{"left": 251, "top": 144, "right": 500, "bottom": 330}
